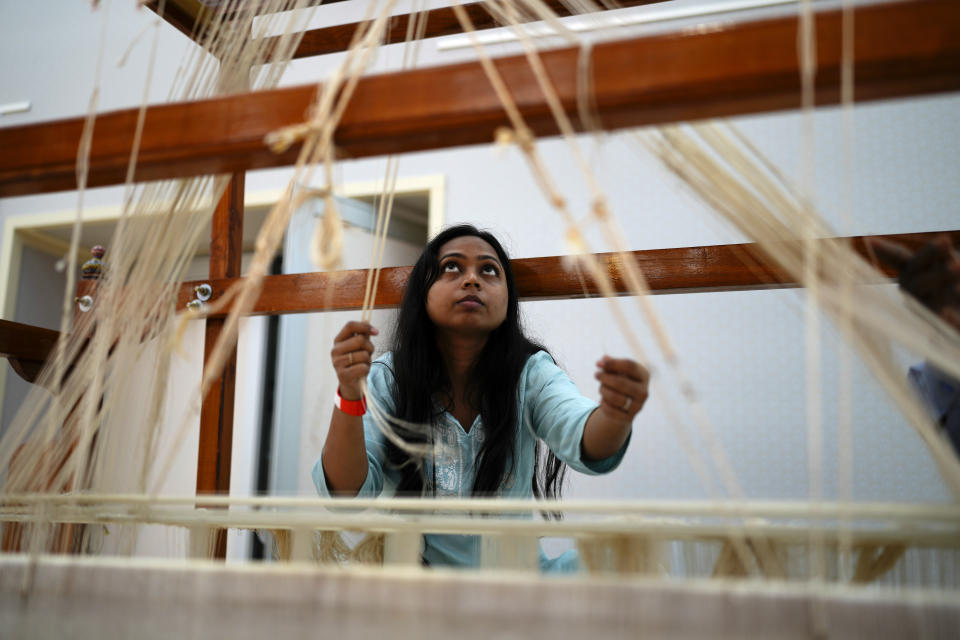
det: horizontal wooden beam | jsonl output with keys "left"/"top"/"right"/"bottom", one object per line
{"left": 142, "top": 0, "right": 351, "bottom": 41}
{"left": 141, "top": 0, "right": 207, "bottom": 42}
{"left": 147, "top": 0, "right": 664, "bottom": 54}
{"left": 74, "top": 231, "right": 949, "bottom": 319}
{"left": 0, "top": 319, "right": 60, "bottom": 363}
{"left": 0, "top": 229, "right": 945, "bottom": 380}
{"left": 0, "top": 319, "right": 61, "bottom": 384}
{"left": 3, "top": 0, "right": 958, "bottom": 197}
{"left": 274, "top": 1, "right": 664, "bottom": 60}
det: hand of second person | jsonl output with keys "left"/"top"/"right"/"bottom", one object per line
{"left": 331, "top": 321, "right": 378, "bottom": 400}
{"left": 869, "top": 235, "right": 960, "bottom": 331}
{"left": 594, "top": 356, "right": 650, "bottom": 423}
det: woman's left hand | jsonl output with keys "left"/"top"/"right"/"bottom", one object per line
{"left": 594, "top": 356, "right": 650, "bottom": 423}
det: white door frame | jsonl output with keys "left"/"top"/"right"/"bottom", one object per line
{"left": 0, "top": 174, "right": 445, "bottom": 444}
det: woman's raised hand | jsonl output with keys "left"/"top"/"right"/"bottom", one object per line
{"left": 594, "top": 356, "right": 650, "bottom": 423}
{"left": 331, "top": 321, "right": 378, "bottom": 400}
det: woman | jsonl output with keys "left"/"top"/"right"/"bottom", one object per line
{"left": 314, "top": 224, "right": 649, "bottom": 570}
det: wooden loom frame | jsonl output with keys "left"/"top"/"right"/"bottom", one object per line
{"left": 0, "top": 0, "right": 959, "bottom": 561}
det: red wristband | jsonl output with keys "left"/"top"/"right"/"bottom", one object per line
{"left": 335, "top": 387, "right": 367, "bottom": 416}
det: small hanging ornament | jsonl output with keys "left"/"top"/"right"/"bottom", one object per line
{"left": 81, "top": 245, "right": 105, "bottom": 280}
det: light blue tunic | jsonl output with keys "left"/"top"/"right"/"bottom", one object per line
{"left": 312, "top": 350, "right": 630, "bottom": 571}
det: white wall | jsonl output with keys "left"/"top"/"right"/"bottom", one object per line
{"left": 1, "top": 0, "right": 958, "bottom": 551}
{"left": 0, "top": 246, "right": 65, "bottom": 438}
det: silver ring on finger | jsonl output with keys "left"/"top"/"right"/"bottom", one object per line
{"left": 348, "top": 352, "right": 354, "bottom": 366}
{"left": 622, "top": 396, "right": 632, "bottom": 411}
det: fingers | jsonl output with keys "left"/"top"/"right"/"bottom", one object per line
{"left": 905, "top": 242, "right": 950, "bottom": 273}
{"left": 867, "top": 237, "right": 913, "bottom": 271}
{"left": 596, "top": 356, "right": 649, "bottom": 383}
{"left": 597, "top": 386, "right": 643, "bottom": 418}
{"left": 870, "top": 238, "right": 960, "bottom": 312}
{"left": 331, "top": 334, "right": 375, "bottom": 374}
{"left": 334, "top": 321, "right": 378, "bottom": 343}
{"left": 595, "top": 356, "right": 650, "bottom": 419}
{"left": 595, "top": 376, "right": 648, "bottom": 415}
{"left": 334, "top": 350, "right": 372, "bottom": 371}
{"left": 331, "top": 322, "right": 379, "bottom": 397}
{"left": 899, "top": 243, "right": 960, "bottom": 312}
{"left": 332, "top": 334, "right": 375, "bottom": 358}
{"left": 943, "top": 307, "right": 960, "bottom": 333}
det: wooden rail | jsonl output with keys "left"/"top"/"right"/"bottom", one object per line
{"left": 0, "top": 228, "right": 960, "bottom": 388}
{"left": 3, "top": 0, "right": 958, "bottom": 197}
{"left": 10, "top": 230, "right": 956, "bottom": 380}
{"left": 0, "top": 319, "right": 60, "bottom": 384}
{"left": 267, "top": 1, "right": 665, "bottom": 60}
{"left": 146, "top": 0, "right": 666, "bottom": 57}
{"left": 65, "top": 232, "right": 957, "bottom": 319}
{"left": 0, "top": 229, "right": 960, "bottom": 384}
{"left": 142, "top": 0, "right": 351, "bottom": 41}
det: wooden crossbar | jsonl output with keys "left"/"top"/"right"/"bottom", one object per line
{"left": 141, "top": 0, "right": 350, "bottom": 41}
{"left": 56, "top": 232, "right": 957, "bottom": 320}
{"left": 146, "top": 0, "right": 667, "bottom": 57}
{"left": 263, "top": 1, "right": 665, "bottom": 60}
{"left": 3, "top": 0, "right": 958, "bottom": 197}
{"left": 8, "top": 229, "right": 950, "bottom": 384}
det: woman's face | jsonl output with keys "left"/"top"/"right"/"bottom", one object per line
{"left": 426, "top": 235, "right": 509, "bottom": 337}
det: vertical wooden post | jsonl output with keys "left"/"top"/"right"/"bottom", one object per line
{"left": 196, "top": 172, "right": 244, "bottom": 559}
{"left": 195, "top": 14, "right": 253, "bottom": 560}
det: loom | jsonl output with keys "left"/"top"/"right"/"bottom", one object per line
{"left": 1, "top": 0, "right": 959, "bottom": 637}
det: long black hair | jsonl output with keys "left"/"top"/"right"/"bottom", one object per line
{"left": 383, "top": 224, "right": 567, "bottom": 502}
